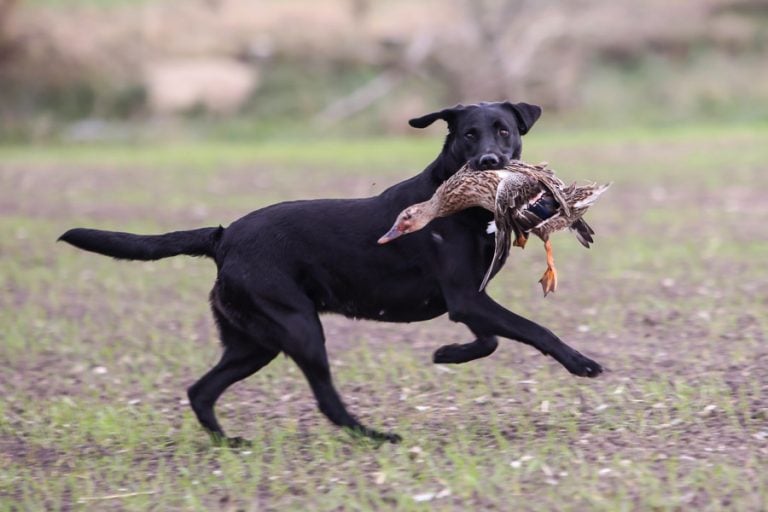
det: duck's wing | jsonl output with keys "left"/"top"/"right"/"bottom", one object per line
{"left": 542, "top": 176, "right": 571, "bottom": 218}
{"left": 478, "top": 175, "right": 528, "bottom": 292}
{"left": 479, "top": 221, "right": 514, "bottom": 292}
{"left": 527, "top": 168, "right": 571, "bottom": 218}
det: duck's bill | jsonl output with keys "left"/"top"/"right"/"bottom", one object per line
{"left": 377, "top": 225, "right": 404, "bottom": 244}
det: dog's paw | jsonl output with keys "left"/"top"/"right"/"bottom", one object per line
{"left": 226, "top": 436, "right": 253, "bottom": 448}
{"left": 211, "top": 434, "right": 253, "bottom": 449}
{"left": 562, "top": 350, "right": 603, "bottom": 378}
{"left": 433, "top": 343, "right": 467, "bottom": 364}
{"left": 375, "top": 431, "right": 403, "bottom": 444}
{"left": 346, "top": 426, "right": 402, "bottom": 444}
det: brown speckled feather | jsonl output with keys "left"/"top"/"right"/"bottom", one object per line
{"left": 431, "top": 168, "right": 503, "bottom": 214}
{"left": 382, "top": 160, "right": 609, "bottom": 291}
{"left": 479, "top": 168, "right": 609, "bottom": 290}
{"left": 438, "top": 162, "right": 610, "bottom": 292}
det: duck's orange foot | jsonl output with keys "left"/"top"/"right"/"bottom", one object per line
{"left": 538, "top": 266, "right": 558, "bottom": 297}
{"left": 513, "top": 234, "right": 528, "bottom": 248}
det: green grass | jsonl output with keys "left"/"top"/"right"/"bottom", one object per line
{"left": 2, "top": 120, "right": 765, "bottom": 171}
{"left": 1, "top": 123, "right": 767, "bottom": 510}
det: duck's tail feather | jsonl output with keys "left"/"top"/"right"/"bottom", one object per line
{"left": 570, "top": 218, "right": 595, "bottom": 248}
{"left": 563, "top": 182, "right": 610, "bottom": 248}
{"left": 572, "top": 182, "right": 612, "bottom": 209}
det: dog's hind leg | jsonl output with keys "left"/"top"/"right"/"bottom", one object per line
{"left": 284, "top": 315, "right": 400, "bottom": 443}
{"left": 187, "top": 312, "right": 279, "bottom": 447}
{"left": 432, "top": 333, "right": 499, "bottom": 364}
{"left": 216, "top": 268, "right": 400, "bottom": 443}
{"left": 275, "top": 307, "right": 401, "bottom": 443}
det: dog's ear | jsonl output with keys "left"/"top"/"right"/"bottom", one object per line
{"left": 408, "top": 104, "right": 465, "bottom": 129}
{"left": 502, "top": 102, "right": 542, "bottom": 135}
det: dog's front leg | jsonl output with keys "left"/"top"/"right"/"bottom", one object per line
{"left": 429, "top": 220, "right": 601, "bottom": 376}
{"left": 434, "top": 250, "right": 603, "bottom": 377}
{"left": 440, "top": 289, "right": 602, "bottom": 377}
{"left": 432, "top": 331, "right": 499, "bottom": 364}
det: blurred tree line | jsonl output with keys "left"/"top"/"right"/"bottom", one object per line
{"left": 1, "top": 0, "right": 767, "bottom": 140}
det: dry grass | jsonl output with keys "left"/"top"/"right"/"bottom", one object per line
{"left": 1, "top": 122, "right": 767, "bottom": 509}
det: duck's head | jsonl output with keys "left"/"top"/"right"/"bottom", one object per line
{"left": 377, "top": 205, "right": 432, "bottom": 244}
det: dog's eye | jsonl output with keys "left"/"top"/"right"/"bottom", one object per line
{"left": 499, "top": 128, "right": 510, "bottom": 138}
{"left": 464, "top": 132, "right": 476, "bottom": 141}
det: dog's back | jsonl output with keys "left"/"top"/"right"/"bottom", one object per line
{"left": 211, "top": 169, "right": 485, "bottom": 322}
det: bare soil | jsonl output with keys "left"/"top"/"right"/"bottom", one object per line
{"left": 1, "top": 139, "right": 767, "bottom": 509}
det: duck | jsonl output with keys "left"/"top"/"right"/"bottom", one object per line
{"left": 377, "top": 160, "right": 610, "bottom": 296}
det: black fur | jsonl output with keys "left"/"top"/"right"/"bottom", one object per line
{"left": 60, "top": 226, "right": 223, "bottom": 260}
{"left": 59, "top": 101, "right": 602, "bottom": 445}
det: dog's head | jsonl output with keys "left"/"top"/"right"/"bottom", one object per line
{"left": 409, "top": 101, "right": 542, "bottom": 171}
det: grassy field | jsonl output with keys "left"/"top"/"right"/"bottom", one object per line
{"left": 1, "top": 123, "right": 767, "bottom": 510}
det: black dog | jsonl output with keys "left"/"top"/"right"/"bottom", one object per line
{"left": 60, "top": 101, "right": 602, "bottom": 445}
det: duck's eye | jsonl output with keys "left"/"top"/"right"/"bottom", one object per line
{"left": 499, "top": 128, "right": 510, "bottom": 138}
{"left": 464, "top": 131, "right": 476, "bottom": 141}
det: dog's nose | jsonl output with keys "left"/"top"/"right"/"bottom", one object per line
{"left": 478, "top": 154, "right": 501, "bottom": 170}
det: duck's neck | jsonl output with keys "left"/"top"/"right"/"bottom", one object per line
{"left": 410, "top": 172, "right": 497, "bottom": 230}
{"left": 419, "top": 194, "right": 448, "bottom": 223}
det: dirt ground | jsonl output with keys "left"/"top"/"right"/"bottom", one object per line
{"left": 1, "top": 129, "right": 767, "bottom": 510}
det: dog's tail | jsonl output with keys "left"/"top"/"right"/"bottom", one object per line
{"left": 58, "top": 226, "right": 224, "bottom": 261}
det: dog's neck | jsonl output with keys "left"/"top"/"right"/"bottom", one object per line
{"left": 425, "top": 141, "right": 465, "bottom": 185}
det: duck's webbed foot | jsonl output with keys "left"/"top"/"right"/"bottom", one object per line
{"left": 538, "top": 239, "right": 558, "bottom": 297}
{"left": 539, "top": 267, "right": 557, "bottom": 296}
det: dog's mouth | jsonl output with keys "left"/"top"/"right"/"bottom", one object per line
{"left": 467, "top": 155, "right": 510, "bottom": 171}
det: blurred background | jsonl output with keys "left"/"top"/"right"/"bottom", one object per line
{"left": 1, "top": 0, "right": 767, "bottom": 142}
{"left": 3, "top": 3, "right": 768, "bottom": 508}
